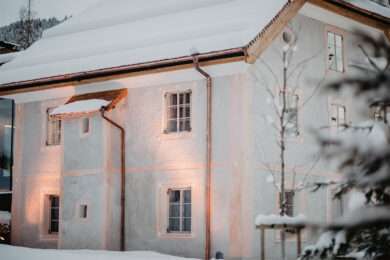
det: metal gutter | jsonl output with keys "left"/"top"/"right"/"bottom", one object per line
{"left": 0, "top": 48, "right": 246, "bottom": 94}
{"left": 193, "top": 56, "right": 212, "bottom": 260}
{"left": 100, "top": 107, "right": 126, "bottom": 252}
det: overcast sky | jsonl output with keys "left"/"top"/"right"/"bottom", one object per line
{"left": 0, "top": 0, "right": 100, "bottom": 27}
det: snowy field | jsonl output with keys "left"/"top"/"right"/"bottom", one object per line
{"left": 0, "top": 245, "right": 200, "bottom": 260}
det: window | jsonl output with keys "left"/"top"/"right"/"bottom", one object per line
{"left": 81, "top": 117, "right": 89, "bottom": 134}
{"left": 281, "top": 26, "right": 295, "bottom": 46}
{"left": 46, "top": 108, "right": 61, "bottom": 145}
{"left": 330, "top": 104, "right": 346, "bottom": 131}
{"left": 167, "top": 187, "right": 191, "bottom": 233}
{"left": 282, "top": 190, "right": 295, "bottom": 234}
{"left": 74, "top": 200, "right": 89, "bottom": 222}
{"left": 279, "top": 91, "right": 299, "bottom": 136}
{"left": 325, "top": 25, "right": 347, "bottom": 74}
{"left": 48, "top": 195, "right": 59, "bottom": 234}
{"left": 165, "top": 91, "right": 191, "bottom": 133}
{"left": 372, "top": 106, "right": 389, "bottom": 122}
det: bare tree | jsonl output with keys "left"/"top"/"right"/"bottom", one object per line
{"left": 253, "top": 26, "right": 324, "bottom": 259}
{"left": 18, "top": 0, "right": 38, "bottom": 49}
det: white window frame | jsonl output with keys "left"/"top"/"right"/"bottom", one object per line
{"left": 157, "top": 181, "right": 196, "bottom": 239}
{"left": 167, "top": 187, "right": 192, "bottom": 233}
{"left": 325, "top": 25, "right": 348, "bottom": 75}
{"left": 164, "top": 90, "right": 192, "bottom": 134}
{"left": 39, "top": 189, "right": 60, "bottom": 240}
{"left": 276, "top": 86, "right": 303, "bottom": 143}
{"left": 328, "top": 96, "right": 349, "bottom": 135}
{"left": 275, "top": 179, "right": 307, "bottom": 242}
{"left": 46, "top": 107, "right": 62, "bottom": 146}
{"left": 372, "top": 106, "right": 389, "bottom": 122}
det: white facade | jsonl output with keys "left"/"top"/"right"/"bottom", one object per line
{"left": 6, "top": 2, "right": 389, "bottom": 260}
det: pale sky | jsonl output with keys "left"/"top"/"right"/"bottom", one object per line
{"left": 0, "top": 0, "right": 100, "bottom": 27}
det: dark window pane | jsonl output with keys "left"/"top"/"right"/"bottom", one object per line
{"left": 169, "top": 218, "right": 180, "bottom": 232}
{"left": 184, "top": 190, "right": 191, "bottom": 203}
{"left": 185, "top": 106, "right": 190, "bottom": 117}
{"left": 167, "top": 120, "right": 177, "bottom": 132}
{"left": 51, "top": 208, "right": 59, "bottom": 220}
{"left": 179, "top": 106, "right": 184, "bottom": 118}
{"left": 179, "top": 119, "right": 191, "bottom": 131}
{"left": 185, "top": 93, "right": 191, "bottom": 104}
{"left": 168, "top": 107, "right": 177, "bottom": 119}
{"left": 50, "top": 221, "right": 59, "bottom": 233}
{"left": 51, "top": 196, "right": 59, "bottom": 207}
{"left": 183, "top": 204, "right": 191, "bottom": 217}
{"left": 183, "top": 218, "right": 191, "bottom": 232}
{"left": 169, "top": 204, "right": 180, "bottom": 218}
{"left": 168, "top": 94, "right": 177, "bottom": 106}
{"left": 179, "top": 93, "right": 184, "bottom": 105}
{"left": 169, "top": 190, "right": 180, "bottom": 203}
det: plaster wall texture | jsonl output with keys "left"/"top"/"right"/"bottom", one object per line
{"left": 60, "top": 116, "right": 106, "bottom": 249}
{"left": 10, "top": 9, "right": 385, "bottom": 260}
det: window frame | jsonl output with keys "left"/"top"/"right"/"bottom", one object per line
{"left": 371, "top": 106, "right": 389, "bottom": 123}
{"left": 157, "top": 181, "right": 196, "bottom": 239}
{"left": 74, "top": 199, "right": 90, "bottom": 222}
{"left": 167, "top": 187, "right": 192, "bottom": 233}
{"left": 40, "top": 189, "right": 60, "bottom": 241}
{"left": 164, "top": 90, "right": 192, "bottom": 134}
{"left": 46, "top": 107, "right": 62, "bottom": 146}
{"left": 280, "top": 26, "right": 295, "bottom": 46}
{"left": 275, "top": 179, "right": 307, "bottom": 242}
{"left": 79, "top": 116, "right": 91, "bottom": 138}
{"left": 325, "top": 25, "right": 348, "bottom": 76}
{"left": 328, "top": 96, "right": 349, "bottom": 135}
{"left": 276, "top": 86, "right": 303, "bottom": 143}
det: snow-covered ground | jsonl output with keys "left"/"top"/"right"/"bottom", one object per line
{"left": 0, "top": 245, "right": 200, "bottom": 260}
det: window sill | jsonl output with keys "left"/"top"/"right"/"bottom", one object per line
{"left": 157, "top": 232, "right": 195, "bottom": 240}
{"left": 41, "top": 144, "right": 61, "bottom": 152}
{"left": 326, "top": 69, "right": 348, "bottom": 77}
{"left": 159, "top": 131, "right": 193, "bottom": 141}
{"left": 39, "top": 233, "right": 58, "bottom": 241}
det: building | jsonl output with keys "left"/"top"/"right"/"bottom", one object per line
{"left": 0, "top": 0, "right": 389, "bottom": 259}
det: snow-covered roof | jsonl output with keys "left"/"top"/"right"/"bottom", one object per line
{"left": 343, "top": 0, "right": 390, "bottom": 19}
{"left": 51, "top": 88, "right": 127, "bottom": 116}
{"left": 0, "top": 0, "right": 289, "bottom": 85}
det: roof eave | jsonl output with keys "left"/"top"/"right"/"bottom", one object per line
{"left": 0, "top": 48, "right": 246, "bottom": 96}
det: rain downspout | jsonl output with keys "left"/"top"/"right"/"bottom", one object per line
{"left": 193, "top": 56, "right": 212, "bottom": 260}
{"left": 100, "top": 106, "right": 126, "bottom": 251}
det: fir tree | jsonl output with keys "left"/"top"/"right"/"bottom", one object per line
{"left": 300, "top": 36, "right": 390, "bottom": 259}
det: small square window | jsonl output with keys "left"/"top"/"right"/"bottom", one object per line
{"left": 167, "top": 187, "right": 191, "bottom": 233}
{"left": 372, "top": 106, "right": 389, "bottom": 122}
{"left": 165, "top": 91, "right": 191, "bottom": 134}
{"left": 279, "top": 91, "right": 299, "bottom": 136}
{"left": 79, "top": 204, "right": 87, "bottom": 219}
{"left": 74, "top": 200, "right": 89, "bottom": 222}
{"left": 46, "top": 108, "right": 61, "bottom": 145}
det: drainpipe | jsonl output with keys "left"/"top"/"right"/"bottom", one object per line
{"left": 100, "top": 106, "right": 126, "bottom": 251}
{"left": 193, "top": 56, "right": 212, "bottom": 260}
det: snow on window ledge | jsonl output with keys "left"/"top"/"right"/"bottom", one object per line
{"left": 255, "top": 213, "right": 306, "bottom": 226}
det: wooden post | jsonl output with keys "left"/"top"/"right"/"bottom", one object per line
{"left": 261, "top": 228, "right": 265, "bottom": 260}
{"left": 297, "top": 228, "right": 302, "bottom": 257}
